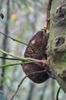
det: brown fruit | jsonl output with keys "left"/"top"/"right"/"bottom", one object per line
{"left": 22, "top": 29, "right": 50, "bottom": 83}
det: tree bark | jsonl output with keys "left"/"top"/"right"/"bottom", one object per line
{"left": 48, "top": 0, "right": 66, "bottom": 92}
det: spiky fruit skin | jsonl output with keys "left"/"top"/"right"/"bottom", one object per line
{"left": 23, "top": 29, "right": 49, "bottom": 83}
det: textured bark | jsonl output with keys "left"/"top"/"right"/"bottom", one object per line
{"left": 48, "top": 0, "right": 66, "bottom": 92}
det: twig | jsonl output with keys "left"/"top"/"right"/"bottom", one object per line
{"left": 0, "top": 49, "right": 48, "bottom": 66}
{"left": 9, "top": 70, "right": 47, "bottom": 100}
{"left": 0, "top": 58, "right": 46, "bottom": 68}
{"left": 0, "top": 31, "right": 38, "bottom": 51}
{"left": 45, "top": 0, "right": 53, "bottom": 32}
{"left": 0, "top": 63, "right": 22, "bottom": 68}
{"left": 56, "top": 87, "right": 61, "bottom": 100}
{"left": 47, "top": 71, "right": 55, "bottom": 79}
{"left": 0, "top": 57, "right": 21, "bottom": 61}
{"left": 0, "top": 31, "right": 28, "bottom": 46}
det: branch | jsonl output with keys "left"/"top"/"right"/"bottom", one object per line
{"left": 0, "top": 57, "right": 21, "bottom": 61}
{"left": 9, "top": 70, "right": 47, "bottom": 100}
{"left": 0, "top": 31, "right": 40, "bottom": 53}
{"left": 0, "top": 49, "right": 48, "bottom": 66}
{"left": 0, "top": 31, "right": 28, "bottom": 46}
{"left": 56, "top": 87, "right": 61, "bottom": 100}
{"left": 0, "top": 63, "right": 22, "bottom": 68}
{"left": 45, "top": 0, "right": 53, "bottom": 32}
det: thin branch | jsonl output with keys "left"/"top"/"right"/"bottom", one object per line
{"left": 0, "top": 63, "right": 22, "bottom": 68}
{"left": 0, "top": 58, "right": 48, "bottom": 68}
{"left": 9, "top": 70, "right": 47, "bottom": 100}
{"left": 56, "top": 87, "right": 61, "bottom": 100}
{"left": 45, "top": 0, "right": 53, "bottom": 32}
{"left": 9, "top": 75, "right": 27, "bottom": 100}
{"left": 47, "top": 71, "right": 55, "bottom": 79}
{"left": 0, "top": 57, "right": 21, "bottom": 61}
{"left": 0, "top": 49, "right": 48, "bottom": 65}
{"left": 0, "top": 31, "right": 28, "bottom": 46}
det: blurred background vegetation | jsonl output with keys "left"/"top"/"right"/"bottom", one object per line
{"left": 0, "top": 0, "right": 65, "bottom": 100}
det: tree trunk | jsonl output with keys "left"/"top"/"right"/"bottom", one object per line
{"left": 48, "top": 0, "right": 66, "bottom": 92}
